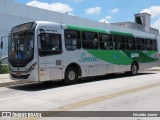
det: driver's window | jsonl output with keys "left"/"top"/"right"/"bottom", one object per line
{"left": 39, "top": 33, "right": 62, "bottom": 56}
{"left": 49, "top": 34, "right": 61, "bottom": 51}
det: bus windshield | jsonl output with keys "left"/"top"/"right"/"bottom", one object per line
{"left": 8, "top": 32, "right": 34, "bottom": 67}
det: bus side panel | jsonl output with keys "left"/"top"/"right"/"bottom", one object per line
{"left": 113, "top": 50, "right": 128, "bottom": 73}
{"left": 51, "top": 67, "right": 63, "bottom": 80}
{"left": 80, "top": 50, "right": 98, "bottom": 77}
{"left": 98, "top": 63, "right": 114, "bottom": 75}
{"left": 97, "top": 50, "right": 114, "bottom": 75}
{"left": 39, "top": 68, "right": 51, "bottom": 81}
{"left": 63, "top": 50, "right": 99, "bottom": 78}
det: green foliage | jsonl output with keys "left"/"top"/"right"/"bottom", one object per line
{"left": 0, "top": 60, "right": 9, "bottom": 74}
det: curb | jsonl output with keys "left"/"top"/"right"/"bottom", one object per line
{"left": 0, "top": 81, "right": 35, "bottom": 87}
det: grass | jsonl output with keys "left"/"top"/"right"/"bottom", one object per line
{"left": 0, "top": 60, "right": 9, "bottom": 74}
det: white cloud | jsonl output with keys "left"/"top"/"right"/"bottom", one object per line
{"left": 100, "top": 16, "right": 112, "bottom": 23}
{"left": 26, "top": 0, "right": 73, "bottom": 14}
{"left": 140, "top": 6, "right": 160, "bottom": 18}
{"left": 85, "top": 7, "right": 101, "bottom": 15}
{"left": 152, "top": 18, "right": 160, "bottom": 30}
{"left": 104, "top": 16, "right": 112, "bottom": 20}
{"left": 109, "top": 8, "right": 120, "bottom": 13}
{"left": 75, "top": 0, "right": 84, "bottom": 2}
{"left": 99, "top": 19, "right": 110, "bottom": 24}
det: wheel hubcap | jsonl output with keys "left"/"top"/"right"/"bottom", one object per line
{"left": 68, "top": 71, "right": 75, "bottom": 80}
{"left": 132, "top": 65, "right": 137, "bottom": 75}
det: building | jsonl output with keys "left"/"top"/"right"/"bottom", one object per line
{"left": 111, "top": 13, "right": 159, "bottom": 35}
{"left": 0, "top": 0, "right": 159, "bottom": 59}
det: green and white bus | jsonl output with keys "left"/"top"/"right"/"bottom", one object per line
{"left": 7, "top": 21, "right": 159, "bottom": 84}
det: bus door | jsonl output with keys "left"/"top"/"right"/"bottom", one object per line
{"left": 38, "top": 27, "right": 63, "bottom": 81}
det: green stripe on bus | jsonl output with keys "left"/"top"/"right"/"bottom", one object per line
{"left": 123, "top": 50, "right": 158, "bottom": 63}
{"left": 86, "top": 50, "right": 158, "bottom": 65}
{"left": 66, "top": 25, "right": 107, "bottom": 33}
{"left": 86, "top": 50, "right": 132, "bottom": 65}
{"left": 110, "top": 31, "right": 134, "bottom": 37}
{"left": 144, "top": 51, "right": 158, "bottom": 56}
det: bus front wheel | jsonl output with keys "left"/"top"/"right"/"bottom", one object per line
{"left": 130, "top": 63, "right": 138, "bottom": 76}
{"left": 64, "top": 66, "right": 78, "bottom": 85}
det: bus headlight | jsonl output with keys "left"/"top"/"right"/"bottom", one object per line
{"left": 28, "top": 62, "right": 37, "bottom": 71}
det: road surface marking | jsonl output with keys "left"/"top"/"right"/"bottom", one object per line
{"left": 15, "top": 82, "right": 160, "bottom": 120}
{"left": 52, "top": 82, "right": 160, "bottom": 111}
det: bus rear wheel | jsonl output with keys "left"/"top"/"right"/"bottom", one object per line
{"left": 64, "top": 66, "right": 78, "bottom": 85}
{"left": 130, "top": 63, "right": 138, "bottom": 76}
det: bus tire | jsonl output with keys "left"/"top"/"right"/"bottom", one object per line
{"left": 130, "top": 63, "right": 138, "bottom": 76}
{"left": 64, "top": 66, "right": 78, "bottom": 85}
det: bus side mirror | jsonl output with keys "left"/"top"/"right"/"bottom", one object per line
{"left": 1, "top": 35, "right": 10, "bottom": 49}
{"left": 0, "top": 40, "right": 3, "bottom": 49}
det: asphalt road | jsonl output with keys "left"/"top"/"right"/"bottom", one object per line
{"left": 0, "top": 71, "right": 160, "bottom": 120}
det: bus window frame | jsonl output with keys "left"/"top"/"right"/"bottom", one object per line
{"left": 125, "top": 36, "right": 136, "bottom": 50}
{"left": 82, "top": 31, "right": 98, "bottom": 50}
{"left": 99, "top": 33, "right": 113, "bottom": 50}
{"left": 64, "top": 29, "right": 81, "bottom": 50}
{"left": 113, "top": 35, "right": 126, "bottom": 50}
{"left": 38, "top": 33, "right": 62, "bottom": 56}
{"left": 136, "top": 37, "right": 146, "bottom": 50}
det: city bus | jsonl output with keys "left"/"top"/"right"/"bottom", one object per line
{"left": 6, "top": 21, "right": 159, "bottom": 84}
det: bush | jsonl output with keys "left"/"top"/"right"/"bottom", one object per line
{"left": 0, "top": 60, "right": 9, "bottom": 74}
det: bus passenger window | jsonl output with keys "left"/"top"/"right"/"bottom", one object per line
{"left": 126, "top": 37, "right": 136, "bottom": 50}
{"left": 146, "top": 39, "right": 153, "bottom": 50}
{"left": 65, "top": 30, "right": 81, "bottom": 50}
{"left": 113, "top": 35, "right": 125, "bottom": 50}
{"left": 99, "top": 34, "right": 113, "bottom": 50}
{"left": 153, "top": 39, "right": 158, "bottom": 51}
{"left": 136, "top": 38, "right": 145, "bottom": 50}
{"left": 82, "top": 32, "right": 98, "bottom": 49}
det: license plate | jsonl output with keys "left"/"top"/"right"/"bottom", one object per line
{"left": 16, "top": 72, "right": 21, "bottom": 77}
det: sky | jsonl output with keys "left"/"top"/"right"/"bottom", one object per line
{"left": 14, "top": 0, "right": 160, "bottom": 30}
